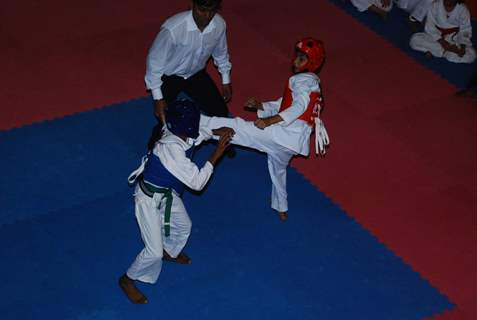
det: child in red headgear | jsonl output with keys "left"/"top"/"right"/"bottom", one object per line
{"left": 200, "top": 37, "right": 330, "bottom": 221}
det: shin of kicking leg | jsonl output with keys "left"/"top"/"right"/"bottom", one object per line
{"left": 267, "top": 151, "right": 293, "bottom": 214}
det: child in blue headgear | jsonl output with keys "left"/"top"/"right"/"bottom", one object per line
{"left": 119, "top": 98, "right": 234, "bottom": 304}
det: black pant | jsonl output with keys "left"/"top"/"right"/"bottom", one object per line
{"left": 161, "top": 70, "right": 229, "bottom": 117}
{"left": 148, "top": 70, "right": 229, "bottom": 150}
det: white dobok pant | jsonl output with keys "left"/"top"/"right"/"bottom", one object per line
{"left": 126, "top": 185, "right": 192, "bottom": 284}
{"left": 410, "top": 33, "right": 477, "bottom": 63}
{"left": 395, "top": 0, "right": 432, "bottom": 22}
{"left": 202, "top": 116, "right": 295, "bottom": 213}
{"left": 350, "top": 0, "right": 393, "bottom": 12}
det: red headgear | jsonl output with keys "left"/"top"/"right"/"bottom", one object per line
{"left": 295, "top": 37, "right": 325, "bottom": 72}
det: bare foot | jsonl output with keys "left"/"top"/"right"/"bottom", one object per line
{"left": 163, "top": 250, "right": 192, "bottom": 264}
{"left": 119, "top": 274, "right": 148, "bottom": 304}
{"left": 278, "top": 211, "right": 288, "bottom": 221}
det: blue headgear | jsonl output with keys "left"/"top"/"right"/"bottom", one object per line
{"left": 166, "top": 98, "right": 201, "bottom": 139}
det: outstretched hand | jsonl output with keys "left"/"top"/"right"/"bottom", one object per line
{"left": 208, "top": 134, "right": 232, "bottom": 166}
{"left": 208, "top": 128, "right": 234, "bottom": 166}
{"left": 216, "top": 134, "right": 232, "bottom": 153}
{"left": 244, "top": 97, "right": 263, "bottom": 111}
{"left": 254, "top": 115, "right": 283, "bottom": 130}
{"left": 154, "top": 99, "right": 167, "bottom": 124}
{"left": 254, "top": 118, "right": 268, "bottom": 129}
{"left": 222, "top": 84, "right": 233, "bottom": 103}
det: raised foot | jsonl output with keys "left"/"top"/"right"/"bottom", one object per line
{"left": 278, "top": 211, "right": 288, "bottom": 221}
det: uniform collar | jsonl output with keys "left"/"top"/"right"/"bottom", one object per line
{"left": 160, "top": 129, "right": 194, "bottom": 150}
{"left": 186, "top": 10, "right": 216, "bottom": 34}
{"left": 439, "top": 0, "right": 459, "bottom": 17}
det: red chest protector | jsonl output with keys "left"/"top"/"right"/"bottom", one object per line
{"left": 278, "top": 82, "right": 323, "bottom": 126}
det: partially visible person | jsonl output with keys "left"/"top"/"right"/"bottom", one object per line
{"left": 350, "top": 0, "right": 393, "bottom": 20}
{"left": 119, "top": 99, "right": 233, "bottom": 304}
{"left": 145, "top": 0, "right": 232, "bottom": 124}
{"left": 200, "top": 37, "right": 330, "bottom": 221}
{"left": 409, "top": 0, "right": 476, "bottom": 63}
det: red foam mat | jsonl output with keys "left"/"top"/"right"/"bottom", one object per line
{"left": 2, "top": 0, "right": 476, "bottom": 318}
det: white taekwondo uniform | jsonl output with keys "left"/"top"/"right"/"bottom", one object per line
{"left": 126, "top": 130, "right": 214, "bottom": 284}
{"left": 395, "top": 0, "right": 433, "bottom": 22}
{"left": 350, "top": 0, "right": 393, "bottom": 13}
{"left": 410, "top": 0, "right": 476, "bottom": 63}
{"left": 200, "top": 72, "right": 326, "bottom": 213}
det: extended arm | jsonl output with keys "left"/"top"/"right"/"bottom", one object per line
{"left": 145, "top": 28, "right": 174, "bottom": 123}
{"left": 212, "top": 26, "right": 232, "bottom": 102}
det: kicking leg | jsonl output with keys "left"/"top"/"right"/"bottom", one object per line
{"left": 200, "top": 115, "right": 280, "bottom": 154}
{"left": 201, "top": 115, "right": 296, "bottom": 218}
{"left": 267, "top": 149, "right": 294, "bottom": 220}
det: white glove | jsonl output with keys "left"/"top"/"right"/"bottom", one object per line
{"left": 315, "top": 118, "right": 330, "bottom": 155}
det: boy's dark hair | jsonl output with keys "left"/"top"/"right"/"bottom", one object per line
{"left": 193, "top": 0, "right": 222, "bottom": 9}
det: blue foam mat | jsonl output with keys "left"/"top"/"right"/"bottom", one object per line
{"left": 0, "top": 97, "right": 453, "bottom": 319}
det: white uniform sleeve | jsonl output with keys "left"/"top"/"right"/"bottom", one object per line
{"left": 158, "top": 142, "right": 214, "bottom": 191}
{"left": 212, "top": 26, "right": 232, "bottom": 84}
{"left": 194, "top": 126, "right": 214, "bottom": 146}
{"left": 456, "top": 6, "right": 473, "bottom": 46}
{"left": 145, "top": 28, "right": 175, "bottom": 101}
{"left": 258, "top": 98, "right": 282, "bottom": 118}
{"left": 277, "top": 78, "right": 312, "bottom": 126}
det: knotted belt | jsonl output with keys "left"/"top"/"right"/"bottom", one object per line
{"left": 139, "top": 179, "right": 173, "bottom": 237}
{"left": 436, "top": 26, "right": 460, "bottom": 37}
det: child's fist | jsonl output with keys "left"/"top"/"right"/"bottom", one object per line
{"left": 216, "top": 134, "right": 231, "bottom": 153}
{"left": 244, "top": 97, "right": 263, "bottom": 111}
{"left": 254, "top": 118, "right": 268, "bottom": 129}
